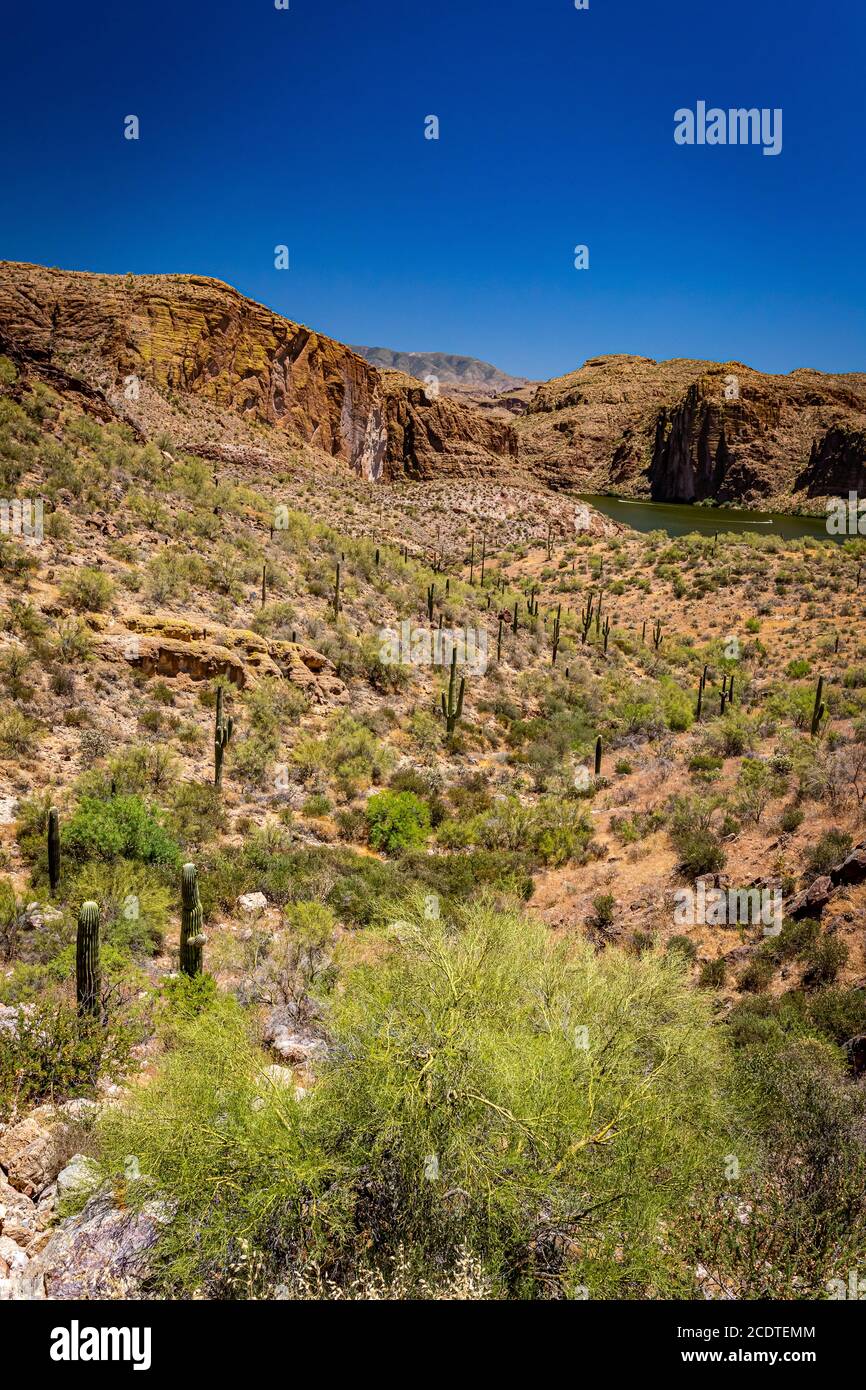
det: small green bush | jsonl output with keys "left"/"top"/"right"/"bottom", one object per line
{"left": 366, "top": 790, "right": 431, "bottom": 854}
{"left": 64, "top": 795, "right": 181, "bottom": 868}
{"left": 61, "top": 567, "right": 115, "bottom": 612}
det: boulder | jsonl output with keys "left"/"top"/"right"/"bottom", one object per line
{"left": 237, "top": 891, "right": 267, "bottom": 915}
{"left": 262, "top": 1012, "right": 327, "bottom": 1067}
{"left": 0, "top": 1107, "right": 69, "bottom": 1199}
{"left": 0, "top": 1174, "right": 38, "bottom": 1248}
{"left": 56, "top": 1155, "right": 101, "bottom": 1206}
{"left": 831, "top": 846, "right": 866, "bottom": 887}
{"left": 21, "top": 1188, "right": 172, "bottom": 1299}
{"left": 786, "top": 875, "right": 833, "bottom": 920}
{"left": 0, "top": 1234, "right": 29, "bottom": 1277}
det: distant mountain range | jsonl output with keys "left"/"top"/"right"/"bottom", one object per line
{"left": 351, "top": 346, "right": 527, "bottom": 393}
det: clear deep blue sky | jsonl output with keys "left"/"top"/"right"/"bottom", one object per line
{"left": 2, "top": 0, "right": 864, "bottom": 379}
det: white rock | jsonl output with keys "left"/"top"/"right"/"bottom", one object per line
{"left": 260, "top": 1065, "right": 295, "bottom": 1090}
{"left": 0, "top": 1235, "right": 29, "bottom": 1273}
{"left": 237, "top": 891, "right": 267, "bottom": 915}
{"left": 56, "top": 1155, "right": 101, "bottom": 1206}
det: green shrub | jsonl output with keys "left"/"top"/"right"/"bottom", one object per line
{"left": 673, "top": 827, "right": 727, "bottom": 878}
{"left": 366, "top": 790, "right": 431, "bottom": 854}
{"left": 67, "top": 860, "right": 172, "bottom": 955}
{"left": 779, "top": 804, "right": 804, "bottom": 833}
{"left": 98, "top": 901, "right": 732, "bottom": 1297}
{"left": 0, "top": 1000, "right": 133, "bottom": 1122}
{"left": 804, "top": 934, "right": 849, "bottom": 986}
{"left": 666, "top": 935, "right": 698, "bottom": 964}
{"left": 692, "top": 1038, "right": 866, "bottom": 1297}
{"left": 805, "top": 830, "right": 853, "bottom": 877}
{"left": 64, "top": 795, "right": 181, "bottom": 867}
{"left": 60, "top": 567, "right": 115, "bottom": 612}
{"left": 738, "top": 954, "right": 775, "bottom": 993}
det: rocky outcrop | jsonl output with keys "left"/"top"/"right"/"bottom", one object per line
{"left": 517, "top": 355, "right": 866, "bottom": 507}
{"left": 0, "top": 1105, "right": 75, "bottom": 1200}
{"left": 795, "top": 426, "right": 866, "bottom": 497}
{"left": 12, "top": 1188, "right": 171, "bottom": 1300}
{"left": 0, "top": 262, "right": 518, "bottom": 483}
{"left": 785, "top": 841, "right": 866, "bottom": 918}
{"left": 92, "top": 615, "right": 348, "bottom": 702}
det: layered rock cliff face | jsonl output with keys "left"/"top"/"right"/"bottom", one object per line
{"left": 2, "top": 262, "right": 864, "bottom": 507}
{"left": 0, "top": 263, "right": 517, "bottom": 482}
{"left": 517, "top": 355, "right": 866, "bottom": 506}
{"left": 795, "top": 427, "right": 866, "bottom": 498}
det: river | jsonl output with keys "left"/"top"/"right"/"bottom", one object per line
{"left": 578, "top": 493, "right": 837, "bottom": 542}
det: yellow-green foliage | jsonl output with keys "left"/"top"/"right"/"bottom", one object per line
{"left": 98, "top": 900, "right": 732, "bottom": 1297}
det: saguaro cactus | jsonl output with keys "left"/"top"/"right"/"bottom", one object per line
{"left": 442, "top": 648, "right": 465, "bottom": 734}
{"left": 696, "top": 667, "right": 707, "bottom": 720}
{"left": 497, "top": 615, "right": 504, "bottom": 663}
{"left": 48, "top": 806, "right": 60, "bottom": 897}
{"left": 811, "top": 676, "right": 825, "bottom": 738}
{"left": 551, "top": 603, "right": 562, "bottom": 664}
{"left": 333, "top": 561, "right": 342, "bottom": 617}
{"left": 261, "top": 564, "right": 267, "bottom": 608}
{"left": 652, "top": 618, "right": 663, "bottom": 651}
{"left": 427, "top": 584, "right": 435, "bottom": 623}
{"left": 594, "top": 735, "right": 603, "bottom": 778}
{"left": 581, "top": 595, "right": 594, "bottom": 644}
{"left": 512, "top": 600, "right": 519, "bottom": 635}
{"left": 180, "top": 862, "right": 205, "bottom": 977}
{"left": 76, "top": 901, "right": 101, "bottom": 1019}
{"left": 213, "top": 685, "right": 234, "bottom": 789}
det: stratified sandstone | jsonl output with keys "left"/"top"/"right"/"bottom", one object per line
{"left": 0, "top": 262, "right": 517, "bottom": 483}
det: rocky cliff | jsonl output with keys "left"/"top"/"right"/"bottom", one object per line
{"left": 517, "top": 355, "right": 866, "bottom": 507}
{"left": 3, "top": 262, "right": 864, "bottom": 508}
{"left": 0, "top": 263, "right": 518, "bottom": 482}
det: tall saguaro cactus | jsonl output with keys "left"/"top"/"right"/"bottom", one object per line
{"left": 213, "top": 685, "right": 234, "bottom": 789}
{"left": 76, "top": 901, "right": 101, "bottom": 1019}
{"left": 811, "top": 676, "right": 825, "bottom": 739}
{"left": 48, "top": 806, "right": 60, "bottom": 897}
{"left": 594, "top": 735, "right": 603, "bottom": 778}
{"left": 180, "top": 862, "right": 205, "bottom": 977}
{"left": 442, "top": 648, "right": 465, "bottom": 734}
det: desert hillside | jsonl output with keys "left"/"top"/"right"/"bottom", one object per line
{"left": 0, "top": 262, "right": 519, "bottom": 485}
{"left": 0, "top": 337, "right": 865, "bottom": 1300}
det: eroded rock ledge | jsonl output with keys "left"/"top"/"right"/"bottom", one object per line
{"left": 90, "top": 613, "right": 348, "bottom": 702}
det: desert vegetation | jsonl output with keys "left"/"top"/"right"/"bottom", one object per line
{"left": 1, "top": 359, "right": 865, "bottom": 1299}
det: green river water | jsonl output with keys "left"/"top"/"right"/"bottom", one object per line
{"left": 578, "top": 493, "right": 837, "bottom": 542}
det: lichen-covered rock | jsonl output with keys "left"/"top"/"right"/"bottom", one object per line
{"left": 20, "top": 1189, "right": 172, "bottom": 1300}
{"left": 56, "top": 1155, "right": 101, "bottom": 1207}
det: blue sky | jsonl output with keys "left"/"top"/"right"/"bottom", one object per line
{"left": 2, "top": 0, "right": 864, "bottom": 379}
